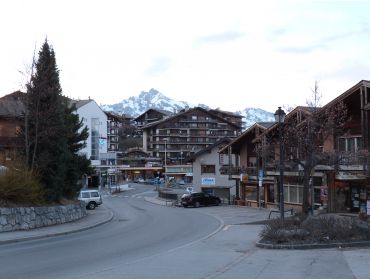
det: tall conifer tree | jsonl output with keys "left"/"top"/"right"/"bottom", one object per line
{"left": 24, "top": 39, "right": 90, "bottom": 201}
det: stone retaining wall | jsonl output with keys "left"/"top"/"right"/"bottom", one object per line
{"left": 0, "top": 202, "right": 87, "bottom": 232}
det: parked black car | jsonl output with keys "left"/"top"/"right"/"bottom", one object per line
{"left": 181, "top": 192, "right": 221, "bottom": 208}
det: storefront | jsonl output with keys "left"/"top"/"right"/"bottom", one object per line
{"left": 333, "top": 180, "right": 368, "bottom": 213}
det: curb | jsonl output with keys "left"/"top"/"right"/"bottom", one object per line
{"left": 256, "top": 239, "right": 370, "bottom": 250}
{"left": 0, "top": 210, "right": 114, "bottom": 245}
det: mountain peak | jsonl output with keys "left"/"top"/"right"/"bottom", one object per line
{"left": 101, "top": 89, "right": 274, "bottom": 129}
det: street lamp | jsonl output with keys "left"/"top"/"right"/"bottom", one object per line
{"left": 274, "top": 106, "right": 286, "bottom": 220}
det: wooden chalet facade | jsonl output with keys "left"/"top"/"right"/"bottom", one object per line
{"left": 321, "top": 80, "right": 370, "bottom": 213}
{"left": 133, "top": 108, "right": 172, "bottom": 134}
{"left": 219, "top": 122, "right": 275, "bottom": 207}
{"left": 141, "top": 107, "right": 242, "bottom": 165}
{"left": 0, "top": 91, "right": 24, "bottom": 164}
{"left": 220, "top": 80, "right": 370, "bottom": 215}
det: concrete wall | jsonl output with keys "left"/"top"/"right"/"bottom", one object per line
{"left": 192, "top": 146, "right": 235, "bottom": 199}
{"left": 76, "top": 100, "right": 108, "bottom": 160}
{"left": 0, "top": 202, "right": 87, "bottom": 232}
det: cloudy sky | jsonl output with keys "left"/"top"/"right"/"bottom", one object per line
{"left": 1, "top": 0, "right": 370, "bottom": 112}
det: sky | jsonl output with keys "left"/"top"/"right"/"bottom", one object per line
{"left": 1, "top": 0, "right": 370, "bottom": 113}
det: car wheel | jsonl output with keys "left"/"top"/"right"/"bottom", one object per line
{"left": 194, "top": 201, "right": 200, "bottom": 208}
{"left": 87, "top": 202, "right": 96, "bottom": 210}
{"left": 183, "top": 205, "right": 188, "bottom": 208}
{"left": 215, "top": 200, "right": 220, "bottom": 206}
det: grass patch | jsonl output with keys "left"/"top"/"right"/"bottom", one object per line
{"left": 0, "top": 166, "right": 46, "bottom": 207}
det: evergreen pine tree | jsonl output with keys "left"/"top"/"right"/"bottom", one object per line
{"left": 63, "top": 103, "right": 91, "bottom": 199}
{"left": 24, "top": 39, "right": 90, "bottom": 202}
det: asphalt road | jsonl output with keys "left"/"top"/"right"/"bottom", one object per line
{"left": 2, "top": 185, "right": 370, "bottom": 278}
{"left": 0, "top": 185, "right": 221, "bottom": 278}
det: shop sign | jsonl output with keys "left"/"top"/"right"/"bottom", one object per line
{"left": 240, "top": 174, "right": 248, "bottom": 183}
{"left": 336, "top": 172, "right": 366, "bottom": 180}
{"left": 201, "top": 177, "right": 215, "bottom": 185}
{"left": 320, "top": 186, "right": 328, "bottom": 202}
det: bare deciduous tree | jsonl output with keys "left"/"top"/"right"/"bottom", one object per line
{"left": 281, "top": 81, "right": 347, "bottom": 214}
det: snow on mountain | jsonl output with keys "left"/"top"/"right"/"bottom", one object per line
{"left": 101, "top": 88, "right": 274, "bottom": 128}
{"left": 101, "top": 88, "right": 193, "bottom": 116}
{"left": 237, "top": 108, "right": 275, "bottom": 129}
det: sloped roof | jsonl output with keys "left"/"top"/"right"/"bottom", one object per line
{"left": 320, "top": 80, "right": 370, "bottom": 111}
{"left": 209, "top": 108, "right": 243, "bottom": 118}
{"left": 105, "top": 111, "right": 133, "bottom": 121}
{"left": 133, "top": 108, "right": 173, "bottom": 122}
{"left": 69, "top": 99, "right": 92, "bottom": 109}
{"left": 141, "top": 106, "right": 241, "bottom": 130}
{"left": 186, "top": 138, "right": 231, "bottom": 162}
{"left": 219, "top": 122, "right": 274, "bottom": 153}
{"left": 0, "top": 91, "right": 25, "bottom": 117}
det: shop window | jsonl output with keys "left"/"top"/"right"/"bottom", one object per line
{"left": 245, "top": 186, "right": 257, "bottom": 201}
{"left": 283, "top": 183, "right": 303, "bottom": 204}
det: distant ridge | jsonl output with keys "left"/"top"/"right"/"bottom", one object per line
{"left": 101, "top": 88, "right": 274, "bottom": 129}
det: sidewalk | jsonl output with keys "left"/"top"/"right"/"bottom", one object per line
{"left": 0, "top": 205, "right": 113, "bottom": 244}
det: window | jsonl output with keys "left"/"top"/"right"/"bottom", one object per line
{"left": 192, "top": 116, "right": 198, "bottom": 121}
{"left": 219, "top": 153, "right": 224, "bottom": 165}
{"left": 81, "top": 192, "right": 90, "bottom": 198}
{"left": 338, "top": 136, "right": 363, "bottom": 152}
{"left": 283, "top": 183, "right": 303, "bottom": 204}
{"left": 91, "top": 118, "right": 100, "bottom": 160}
{"left": 91, "top": 192, "right": 99, "bottom": 198}
{"left": 201, "top": 165, "right": 215, "bottom": 174}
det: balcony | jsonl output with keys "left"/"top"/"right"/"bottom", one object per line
{"left": 219, "top": 165, "right": 247, "bottom": 175}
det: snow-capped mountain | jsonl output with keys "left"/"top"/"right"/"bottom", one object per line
{"left": 237, "top": 108, "right": 275, "bottom": 128}
{"left": 101, "top": 89, "right": 274, "bottom": 128}
{"left": 101, "top": 88, "right": 193, "bottom": 116}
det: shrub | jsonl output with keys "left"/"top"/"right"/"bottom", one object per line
{"left": 260, "top": 214, "right": 370, "bottom": 244}
{"left": 0, "top": 166, "right": 45, "bottom": 206}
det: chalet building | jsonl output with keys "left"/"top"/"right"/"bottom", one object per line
{"left": 117, "top": 148, "right": 163, "bottom": 181}
{"left": 141, "top": 107, "right": 242, "bottom": 166}
{"left": 187, "top": 138, "right": 235, "bottom": 203}
{"left": 220, "top": 80, "right": 370, "bottom": 215}
{"left": 261, "top": 106, "right": 324, "bottom": 213}
{"left": 0, "top": 91, "right": 24, "bottom": 163}
{"left": 221, "top": 106, "right": 336, "bottom": 213}
{"left": 320, "top": 80, "right": 370, "bottom": 213}
{"left": 134, "top": 108, "right": 172, "bottom": 134}
{"left": 219, "top": 122, "right": 275, "bottom": 207}
{"left": 208, "top": 108, "right": 245, "bottom": 130}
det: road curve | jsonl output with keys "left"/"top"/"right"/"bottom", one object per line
{"left": 0, "top": 190, "right": 221, "bottom": 278}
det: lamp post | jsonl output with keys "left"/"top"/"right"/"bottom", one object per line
{"left": 274, "top": 106, "right": 286, "bottom": 220}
